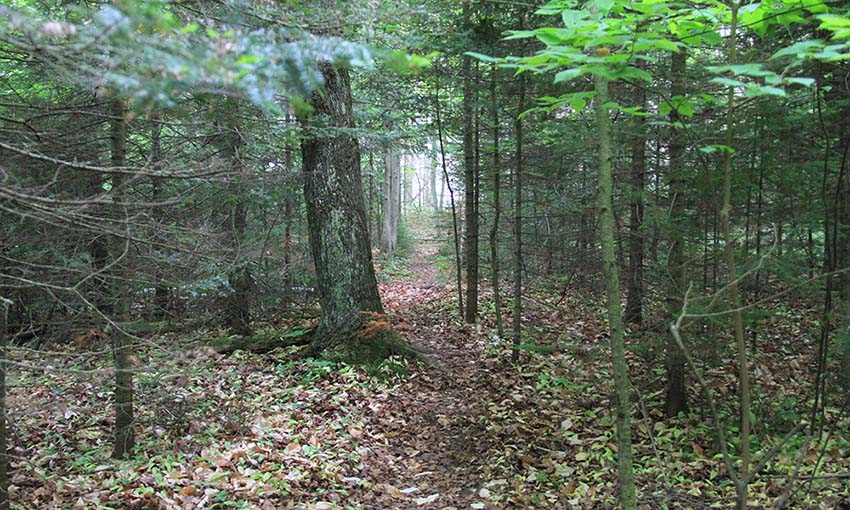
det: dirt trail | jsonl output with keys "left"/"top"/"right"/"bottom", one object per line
{"left": 367, "top": 217, "right": 498, "bottom": 509}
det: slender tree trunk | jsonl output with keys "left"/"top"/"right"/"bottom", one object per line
{"left": 283, "top": 133, "right": 294, "bottom": 289}
{"left": 301, "top": 63, "right": 399, "bottom": 361}
{"left": 703, "top": 216, "right": 710, "bottom": 290}
{"left": 109, "top": 97, "right": 135, "bottom": 459}
{"left": 512, "top": 73, "right": 525, "bottom": 363}
{"left": 664, "top": 50, "right": 689, "bottom": 417}
{"left": 382, "top": 150, "right": 401, "bottom": 258}
{"left": 369, "top": 170, "right": 375, "bottom": 239}
{"left": 489, "top": 66, "right": 504, "bottom": 338}
{"left": 0, "top": 299, "right": 9, "bottom": 510}
{"left": 463, "top": 17, "right": 480, "bottom": 324}
{"left": 435, "top": 71, "right": 464, "bottom": 319}
{"left": 719, "top": 6, "right": 751, "bottom": 508}
{"left": 754, "top": 139, "right": 765, "bottom": 298}
{"left": 430, "top": 159, "right": 439, "bottom": 217}
{"left": 149, "top": 113, "right": 170, "bottom": 318}
{"left": 594, "top": 74, "right": 637, "bottom": 510}
{"left": 625, "top": 64, "right": 646, "bottom": 325}
{"left": 227, "top": 195, "right": 252, "bottom": 336}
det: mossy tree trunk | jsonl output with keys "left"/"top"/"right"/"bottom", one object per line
{"left": 594, "top": 74, "right": 637, "bottom": 510}
{"left": 301, "top": 63, "right": 397, "bottom": 362}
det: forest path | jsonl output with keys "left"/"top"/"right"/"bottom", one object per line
{"left": 368, "top": 216, "right": 498, "bottom": 509}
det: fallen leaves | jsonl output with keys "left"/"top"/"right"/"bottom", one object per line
{"left": 7, "top": 222, "right": 850, "bottom": 510}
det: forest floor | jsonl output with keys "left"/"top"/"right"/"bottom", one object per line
{"left": 7, "top": 217, "right": 850, "bottom": 509}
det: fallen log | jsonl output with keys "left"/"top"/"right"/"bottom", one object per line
{"left": 213, "top": 327, "right": 315, "bottom": 354}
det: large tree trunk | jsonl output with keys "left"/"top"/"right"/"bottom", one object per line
{"left": 301, "top": 63, "right": 401, "bottom": 362}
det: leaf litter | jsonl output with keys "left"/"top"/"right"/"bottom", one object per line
{"left": 5, "top": 217, "right": 850, "bottom": 509}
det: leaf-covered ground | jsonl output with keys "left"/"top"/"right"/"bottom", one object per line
{"left": 7, "top": 219, "right": 850, "bottom": 509}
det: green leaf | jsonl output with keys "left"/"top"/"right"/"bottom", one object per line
{"left": 592, "top": 0, "right": 615, "bottom": 15}
{"left": 707, "top": 63, "right": 775, "bottom": 78}
{"left": 710, "top": 77, "right": 747, "bottom": 88}
{"left": 700, "top": 144, "right": 735, "bottom": 154}
{"left": 235, "top": 55, "right": 260, "bottom": 66}
{"left": 570, "top": 96, "right": 588, "bottom": 113}
{"left": 784, "top": 76, "right": 816, "bottom": 87}
{"left": 620, "top": 105, "right": 650, "bottom": 117}
{"left": 744, "top": 84, "right": 787, "bottom": 97}
{"left": 675, "top": 100, "right": 694, "bottom": 117}
{"left": 554, "top": 68, "right": 583, "bottom": 82}
{"left": 465, "top": 52, "right": 502, "bottom": 64}
{"left": 771, "top": 40, "right": 825, "bottom": 60}
{"left": 535, "top": 27, "right": 568, "bottom": 46}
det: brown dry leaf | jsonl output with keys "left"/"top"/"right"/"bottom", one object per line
{"left": 178, "top": 485, "right": 197, "bottom": 497}
{"left": 384, "top": 484, "right": 402, "bottom": 499}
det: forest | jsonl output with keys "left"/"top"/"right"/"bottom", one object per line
{"left": 0, "top": 0, "right": 849, "bottom": 509}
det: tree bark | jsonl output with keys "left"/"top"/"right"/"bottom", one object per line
{"left": 594, "top": 74, "right": 637, "bottom": 510}
{"left": 430, "top": 158, "right": 439, "bottom": 217}
{"left": 0, "top": 300, "right": 9, "bottom": 510}
{"left": 382, "top": 150, "right": 401, "bottom": 258}
{"left": 512, "top": 72, "right": 525, "bottom": 363}
{"left": 463, "top": 6, "right": 480, "bottom": 323}
{"left": 625, "top": 63, "right": 646, "bottom": 325}
{"left": 664, "top": 50, "right": 689, "bottom": 418}
{"left": 489, "top": 65, "right": 504, "bottom": 338}
{"left": 719, "top": 6, "right": 751, "bottom": 508}
{"left": 149, "top": 113, "right": 171, "bottom": 319}
{"left": 220, "top": 99, "right": 254, "bottom": 338}
{"left": 301, "top": 63, "right": 401, "bottom": 362}
{"left": 109, "top": 98, "right": 135, "bottom": 460}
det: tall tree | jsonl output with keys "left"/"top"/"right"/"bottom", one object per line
{"left": 595, "top": 74, "right": 637, "bottom": 510}
{"left": 624, "top": 62, "right": 646, "bottom": 325}
{"left": 219, "top": 100, "right": 254, "bottom": 338}
{"left": 489, "top": 65, "right": 504, "bottom": 338}
{"left": 512, "top": 71, "right": 525, "bottom": 363}
{"left": 664, "top": 50, "right": 689, "bottom": 417}
{"left": 301, "top": 63, "right": 401, "bottom": 361}
{"left": 109, "top": 97, "right": 135, "bottom": 459}
{"left": 382, "top": 148, "right": 401, "bottom": 258}
{"left": 463, "top": 0, "right": 479, "bottom": 323}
